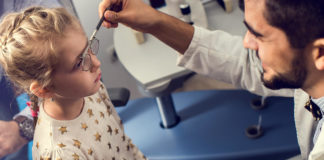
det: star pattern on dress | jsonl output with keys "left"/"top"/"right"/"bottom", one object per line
{"left": 88, "top": 148, "right": 93, "bottom": 155}
{"left": 87, "top": 109, "right": 94, "bottom": 117}
{"left": 96, "top": 98, "right": 102, "bottom": 103}
{"left": 88, "top": 97, "right": 94, "bottom": 102}
{"left": 100, "top": 112, "right": 105, "bottom": 118}
{"left": 100, "top": 93, "right": 107, "bottom": 100}
{"left": 81, "top": 123, "right": 88, "bottom": 131}
{"left": 114, "top": 128, "right": 119, "bottom": 135}
{"left": 107, "top": 108, "right": 111, "bottom": 116}
{"left": 72, "top": 153, "right": 79, "bottom": 160}
{"left": 108, "top": 142, "right": 112, "bottom": 149}
{"left": 122, "top": 135, "right": 126, "bottom": 141}
{"left": 36, "top": 142, "right": 39, "bottom": 149}
{"left": 73, "top": 139, "right": 81, "bottom": 148}
{"left": 107, "top": 125, "right": 113, "bottom": 135}
{"left": 116, "top": 146, "right": 120, "bottom": 152}
{"left": 126, "top": 144, "right": 130, "bottom": 151}
{"left": 95, "top": 119, "right": 99, "bottom": 124}
{"left": 95, "top": 132, "right": 101, "bottom": 142}
{"left": 58, "top": 143, "right": 66, "bottom": 148}
{"left": 59, "top": 126, "right": 67, "bottom": 135}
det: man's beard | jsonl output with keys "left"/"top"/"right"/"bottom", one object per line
{"left": 261, "top": 50, "right": 307, "bottom": 90}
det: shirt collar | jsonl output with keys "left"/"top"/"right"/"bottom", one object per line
{"left": 311, "top": 96, "right": 324, "bottom": 112}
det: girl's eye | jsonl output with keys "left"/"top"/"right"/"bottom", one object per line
{"left": 74, "top": 58, "right": 83, "bottom": 69}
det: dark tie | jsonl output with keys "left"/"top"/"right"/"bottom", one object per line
{"left": 304, "top": 97, "right": 323, "bottom": 121}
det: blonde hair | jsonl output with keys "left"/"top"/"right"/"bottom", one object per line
{"left": 0, "top": 6, "right": 81, "bottom": 123}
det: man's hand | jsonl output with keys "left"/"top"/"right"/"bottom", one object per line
{"left": 98, "top": 0, "right": 161, "bottom": 33}
{"left": 98, "top": 0, "right": 194, "bottom": 54}
{"left": 0, "top": 120, "right": 28, "bottom": 158}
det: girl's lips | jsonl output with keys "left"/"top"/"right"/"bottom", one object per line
{"left": 95, "top": 73, "right": 101, "bottom": 82}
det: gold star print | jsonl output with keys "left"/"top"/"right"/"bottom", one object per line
{"left": 95, "top": 119, "right": 99, "bottom": 124}
{"left": 100, "top": 84, "right": 104, "bottom": 89}
{"left": 49, "top": 132, "right": 52, "bottom": 136}
{"left": 94, "top": 132, "right": 101, "bottom": 142}
{"left": 107, "top": 125, "right": 112, "bottom": 135}
{"left": 96, "top": 98, "right": 102, "bottom": 103}
{"left": 88, "top": 97, "right": 94, "bottom": 102}
{"left": 88, "top": 148, "right": 93, "bottom": 155}
{"left": 44, "top": 157, "right": 51, "bottom": 160}
{"left": 112, "top": 157, "right": 115, "bottom": 160}
{"left": 107, "top": 108, "right": 111, "bottom": 116}
{"left": 116, "top": 146, "right": 120, "bottom": 152}
{"left": 36, "top": 142, "right": 39, "bottom": 149}
{"left": 120, "top": 119, "right": 123, "bottom": 125}
{"left": 58, "top": 143, "right": 66, "bottom": 148}
{"left": 40, "top": 156, "right": 44, "bottom": 160}
{"left": 73, "top": 139, "right": 81, "bottom": 148}
{"left": 108, "top": 142, "right": 112, "bottom": 149}
{"left": 122, "top": 135, "right": 126, "bottom": 141}
{"left": 87, "top": 109, "right": 94, "bottom": 117}
{"left": 59, "top": 127, "right": 67, "bottom": 135}
{"left": 81, "top": 123, "right": 88, "bottom": 131}
{"left": 100, "top": 93, "right": 108, "bottom": 100}
{"left": 72, "top": 153, "right": 79, "bottom": 160}
{"left": 126, "top": 144, "right": 130, "bottom": 151}
{"left": 114, "top": 128, "right": 119, "bottom": 135}
{"left": 100, "top": 112, "right": 105, "bottom": 118}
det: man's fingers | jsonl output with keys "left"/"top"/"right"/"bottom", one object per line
{"left": 98, "top": 0, "right": 111, "bottom": 17}
{"left": 104, "top": 10, "right": 120, "bottom": 24}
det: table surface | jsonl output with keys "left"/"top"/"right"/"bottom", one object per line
{"left": 113, "top": 0, "right": 246, "bottom": 91}
{"left": 117, "top": 90, "right": 300, "bottom": 160}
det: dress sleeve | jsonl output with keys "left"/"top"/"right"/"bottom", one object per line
{"left": 177, "top": 26, "right": 294, "bottom": 97}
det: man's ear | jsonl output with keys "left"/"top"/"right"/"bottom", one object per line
{"left": 312, "top": 38, "right": 324, "bottom": 70}
{"left": 30, "top": 81, "right": 53, "bottom": 98}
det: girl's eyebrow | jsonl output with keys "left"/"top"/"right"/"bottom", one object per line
{"left": 76, "top": 40, "right": 89, "bottom": 59}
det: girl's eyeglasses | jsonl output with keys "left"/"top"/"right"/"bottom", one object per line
{"left": 78, "top": 37, "right": 99, "bottom": 71}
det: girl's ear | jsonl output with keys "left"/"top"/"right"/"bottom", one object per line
{"left": 30, "top": 81, "right": 53, "bottom": 98}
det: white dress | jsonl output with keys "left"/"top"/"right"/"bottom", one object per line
{"left": 32, "top": 82, "right": 146, "bottom": 160}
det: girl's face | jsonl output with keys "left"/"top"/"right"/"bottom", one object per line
{"left": 50, "top": 26, "right": 102, "bottom": 100}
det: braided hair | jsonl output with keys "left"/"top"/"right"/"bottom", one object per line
{"left": 0, "top": 6, "right": 80, "bottom": 124}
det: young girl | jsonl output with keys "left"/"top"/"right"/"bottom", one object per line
{"left": 0, "top": 6, "right": 146, "bottom": 160}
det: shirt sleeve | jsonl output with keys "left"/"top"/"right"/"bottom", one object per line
{"left": 177, "top": 26, "right": 294, "bottom": 97}
{"left": 13, "top": 105, "right": 33, "bottom": 120}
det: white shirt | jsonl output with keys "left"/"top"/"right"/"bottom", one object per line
{"left": 177, "top": 26, "right": 324, "bottom": 160}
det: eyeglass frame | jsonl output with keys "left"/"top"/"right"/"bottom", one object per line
{"left": 80, "top": 37, "right": 100, "bottom": 71}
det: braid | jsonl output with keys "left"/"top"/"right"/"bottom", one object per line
{"left": 0, "top": 6, "right": 80, "bottom": 94}
{"left": 1, "top": 7, "right": 40, "bottom": 53}
{"left": 29, "top": 93, "right": 39, "bottom": 127}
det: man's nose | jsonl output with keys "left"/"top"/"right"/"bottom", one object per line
{"left": 243, "top": 31, "right": 258, "bottom": 51}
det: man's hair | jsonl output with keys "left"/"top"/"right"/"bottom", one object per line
{"left": 264, "top": 0, "right": 324, "bottom": 49}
